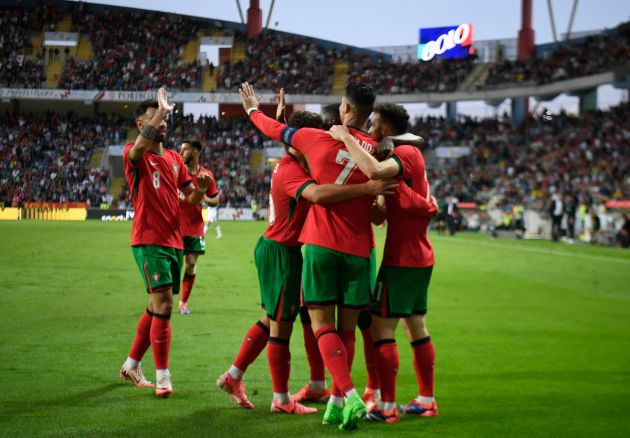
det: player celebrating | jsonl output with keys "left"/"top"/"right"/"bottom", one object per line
{"left": 240, "top": 81, "right": 379, "bottom": 431}
{"left": 178, "top": 139, "right": 220, "bottom": 315}
{"left": 217, "top": 104, "right": 397, "bottom": 415}
{"left": 119, "top": 88, "right": 213, "bottom": 398}
{"left": 329, "top": 103, "right": 438, "bottom": 422}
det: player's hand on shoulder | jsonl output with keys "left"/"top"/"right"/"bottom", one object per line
{"left": 375, "top": 136, "right": 395, "bottom": 161}
{"left": 365, "top": 178, "right": 398, "bottom": 196}
{"left": 327, "top": 125, "right": 351, "bottom": 141}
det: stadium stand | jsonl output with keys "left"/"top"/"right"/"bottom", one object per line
{"left": 0, "top": 111, "right": 129, "bottom": 207}
{"left": 485, "top": 21, "right": 630, "bottom": 88}
{"left": 1, "top": 1, "right": 627, "bottom": 94}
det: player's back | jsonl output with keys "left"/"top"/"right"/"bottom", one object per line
{"left": 383, "top": 145, "right": 434, "bottom": 268}
{"left": 297, "top": 127, "right": 378, "bottom": 258}
{"left": 263, "top": 155, "right": 312, "bottom": 247}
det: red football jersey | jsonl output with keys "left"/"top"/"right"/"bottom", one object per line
{"left": 249, "top": 110, "right": 377, "bottom": 258}
{"left": 382, "top": 145, "right": 435, "bottom": 268}
{"left": 180, "top": 165, "right": 219, "bottom": 237}
{"left": 264, "top": 155, "right": 314, "bottom": 247}
{"left": 123, "top": 142, "right": 191, "bottom": 249}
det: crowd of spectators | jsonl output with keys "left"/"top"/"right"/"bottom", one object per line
{"left": 485, "top": 21, "right": 630, "bottom": 88}
{"left": 216, "top": 33, "right": 344, "bottom": 94}
{"left": 3, "top": 3, "right": 628, "bottom": 95}
{"left": 59, "top": 7, "right": 203, "bottom": 91}
{"left": 419, "top": 102, "right": 630, "bottom": 244}
{"left": 0, "top": 5, "right": 61, "bottom": 88}
{"left": 0, "top": 111, "right": 129, "bottom": 207}
{"left": 347, "top": 55, "right": 475, "bottom": 94}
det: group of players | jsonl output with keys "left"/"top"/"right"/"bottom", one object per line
{"left": 117, "top": 82, "right": 438, "bottom": 431}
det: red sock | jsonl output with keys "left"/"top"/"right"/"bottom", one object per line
{"left": 150, "top": 315, "right": 171, "bottom": 370}
{"left": 332, "top": 328, "right": 356, "bottom": 396}
{"left": 267, "top": 337, "right": 291, "bottom": 394}
{"left": 180, "top": 273, "right": 196, "bottom": 304}
{"left": 315, "top": 326, "right": 354, "bottom": 395}
{"left": 302, "top": 323, "right": 325, "bottom": 381}
{"left": 412, "top": 337, "right": 435, "bottom": 397}
{"left": 375, "top": 339, "right": 399, "bottom": 403}
{"left": 361, "top": 328, "right": 379, "bottom": 390}
{"left": 129, "top": 309, "right": 152, "bottom": 362}
{"left": 233, "top": 320, "right": 270, "bottom": 373}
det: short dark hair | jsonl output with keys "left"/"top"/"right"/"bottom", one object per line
{"left": 288, "top": 111, "right": 323, "bottom": 129}
{"left": 134, "top": 99, "right": 159, "bottom": 119}
{"left": 374, "top": 103, "right": 409, "bottom": 135}
{"left": 344, "top": 82, "right": 375, "bottom": 121}
{"left": 320, "top": 103, "right": 341, "bottom": 130}
{"left": 182, "top": 139, "right": 202, "bottom": 151}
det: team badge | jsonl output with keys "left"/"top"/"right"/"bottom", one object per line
{"left": 172, "top": 164, "right": 179, "bottom": 174}
{"left": 152, "top": 272, "right": 160, "bottom": 282}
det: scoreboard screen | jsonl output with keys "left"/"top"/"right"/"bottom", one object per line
{"left": 418, "top": 24, "right": 474, "bottom": 61}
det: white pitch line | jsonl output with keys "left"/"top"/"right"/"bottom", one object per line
{"left": 432, "top": 236, "right": 630, "bottom": 265}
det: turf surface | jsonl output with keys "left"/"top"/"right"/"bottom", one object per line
{"left": 1, "top": 221, "right": 629, "bottom": 437}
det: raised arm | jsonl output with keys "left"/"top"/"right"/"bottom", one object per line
{"left": 129, "top": 87, "right": 173, "bottom": 162}
{"left": 328, "top": 125, "right": 399, "bottom": 180}
{"left": 239, "top": 82, "right": 287, "bottom": 141}
{"left": 301, "top": 179, "right": 398, "bottom": 204}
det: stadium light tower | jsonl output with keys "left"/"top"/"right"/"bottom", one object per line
{"left": 512, "top": 0, "right": 535, "bottom": 124}
{"left": 246, "top": 0, "right": 263, "bottom": 38}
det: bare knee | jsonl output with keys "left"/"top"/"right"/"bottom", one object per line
{"left": 270, "top": 321, "right": 293, "bottom": 339}
{"left": 149, "top": 289, "right": 174, "bottom": 316}
{"left": 308, "top": 306, "right": 335, "bottom": 332}
{"left": 404, "top": 315, "right": 429, "bottom": 341}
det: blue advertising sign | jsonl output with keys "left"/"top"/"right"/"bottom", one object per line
{"left": 418, "top": 24, "right": 474, "bottom": 61}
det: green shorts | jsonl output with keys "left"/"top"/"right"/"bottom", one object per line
{"left": 183, "top": 235, "right": 206, "bottom": 254}
{"left": 131, "top": 245, "right": 183, "bottom": 294}
{"left": 370, "top": 248, "right": 377, "bottom": 292}
{"left": 372, "top": 265, "right": 433, "bottom": 318}
{"left": 302, "top": 244, "right": 371, "bottom": 309}
{"left": 254, "top": 236, "right": 302, "bottom": 322}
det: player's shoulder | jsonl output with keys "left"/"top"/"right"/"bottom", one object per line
{"left": 350, "top": 128, "right": 378, "bottom": 145}
{"left": 199, "top": 165, "right": 214, "bottom": 178}
{"left": 277, "top": 155, "right": 306, "bottom": 175}
{"left": 123, "top": 142, "right": 134, "bottom": 155}
{"left": 394, "top": 144, "right": 422, "bottom": 159}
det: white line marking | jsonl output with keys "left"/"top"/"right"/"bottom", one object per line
{"left": 433, "top": 236, "right": 630, "bottom": 265}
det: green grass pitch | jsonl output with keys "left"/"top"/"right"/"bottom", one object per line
{"left": 1, "top": 221, "right": 629, "bottom": 437}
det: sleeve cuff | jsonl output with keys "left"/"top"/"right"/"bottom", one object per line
{"left": 391, "top": 154, "right": 404, "bottom": 177}
{"left": 295, "top": 180, "right": 316, "bottom": 201}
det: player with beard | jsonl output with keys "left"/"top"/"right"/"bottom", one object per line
{"left": 217, "top": 100, "right": 397, "bottom": 415}
{"left": 119, "top": 88, "right": 213, "bottom": 398}
{"left": 178, "top": 139, "right": 220, "bottom": 315}
{"left": 329, "top": 103, "right": 438, "bottom": 422}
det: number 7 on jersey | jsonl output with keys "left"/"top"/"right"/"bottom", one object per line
{"left": 335, "top": 150, "right": 357, "bottom": 185}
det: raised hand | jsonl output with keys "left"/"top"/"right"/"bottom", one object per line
{"left": 238, "top": 82, "right": 260, "bottom": 113}
{"left": 327, "top": 124, "right": 352, "bottom": 141}
{"left": 157, "top": 87, "right": 175, "bottom": 113}
{"left": 275, "top": 87, "right": 286, "bottom": 121}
